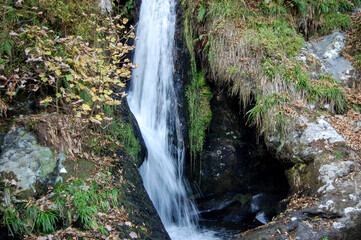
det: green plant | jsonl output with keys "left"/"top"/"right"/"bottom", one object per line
{"left": 197, "top": 4, "right": 206, "bottom": 22}
{"left": 2, "top": 207, "right": 28, "bottom": 236}
{"left": 186, "top": 71, "right": 212, "bottom": 174}
{"left": 34, "top": 209, "right": 58, "bottom": 234}
{"left": 321, "top": 13, "right": 351, "bottom": 34}
{"left": 183, "top": 5, "right": 212, "bottom": 176}
{"left": 334, "top": 152, "right": 344, "bottom": 159}
{"left": 101, "top": 105, "right": 141, "bottom": 160}
{"left": 98, "top": 225, "right": 109, "bottom": 236}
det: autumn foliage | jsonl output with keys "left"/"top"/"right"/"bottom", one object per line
{"left": 0, "top": 1, "right": 136, "bottom": 124}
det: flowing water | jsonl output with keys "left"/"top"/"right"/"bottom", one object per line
{"left": 127, "top": 0, "right": 219, "bottom": 239}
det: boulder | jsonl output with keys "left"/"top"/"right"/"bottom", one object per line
{"left": 299, "top": 31, "right": 359, "bottom": 86}
{"left": 0, "top": 128, "right": 66, "bottom": 191}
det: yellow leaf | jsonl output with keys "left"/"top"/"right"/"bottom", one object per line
{"left": 82, "top": 103, "right": 91, "bottom": 111}
{"left": 39, "top": 96, "right": 52, "bottom": 106}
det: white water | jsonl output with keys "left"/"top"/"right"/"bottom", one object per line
{"left": 127, "top": 0, "right": 218, "bottom": 239}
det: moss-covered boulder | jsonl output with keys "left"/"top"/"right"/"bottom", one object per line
{"left": 0, "top": 128, "right": 64, "bottom": 191}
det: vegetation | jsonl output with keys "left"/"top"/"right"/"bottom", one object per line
{"left": 101, "top": 105, "right": 141, "bottom": 161}
{"left": 345, "top": 8, "right": 361, "bottom": 74}
{"left": 184, "top": 7, "right": 212, "bottom": 175}
{"left": 0, "top": 171, "right": 131, "bottom": 238}
{"left": 0, "top": 0, "right": 135, "bottom": 123}
{"left": 182, "top": 0, "right": 357, "bottom": 139}
{"left": 186, "top": 72, "right": 212, "bottom": 174}
{"left": 0, "top": 0, "right": 143, "bottom": 238}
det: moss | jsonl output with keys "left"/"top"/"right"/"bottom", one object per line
{"left": 38, "top": 149, "right": 57, "bottom": 179}
{"left": 183, "top": 4, "right": 213, "bottom": 174}
{"left": 233, "top": 193, "right": 252, "bottom": 207}
{"left": 185, "top": 72, "right": 212, "bottom": 167}
{"left": 101, "top": 105, "right": 141, "bottom": 162}
{"left": 62, "top": 158, "right": 95, "bottom": 182}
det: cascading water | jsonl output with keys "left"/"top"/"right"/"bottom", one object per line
{"left": 127, "top": 0, "right": 218, "bottom": 239}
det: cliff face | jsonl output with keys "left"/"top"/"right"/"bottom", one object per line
{"left": 182, "top": 0, "right": 361, "bottom": 238}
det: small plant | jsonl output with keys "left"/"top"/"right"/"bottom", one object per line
{"left": 34, "top": 209, "right": 58, "bottom": 234}
{"left": 2, "top": 207, "right": 28, "bottom": 236}
{"left": 334, "top": 152, "right": 344, "bottom": 159}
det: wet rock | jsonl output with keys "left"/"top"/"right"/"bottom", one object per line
{"left": 0, "top": 128, "right": 65, "bottom": 191}
{"left": 198, "top": 91, "right": 289, "bottom": 229}
{"left": 114, "top": 151, "right": 170, "bottom": 239}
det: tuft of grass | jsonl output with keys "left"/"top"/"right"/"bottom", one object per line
{"left": 34, "top": 209, "right": 58, "bottom": 234}
{"left": 3, "top": 207, "right": 28, "bottom": 236}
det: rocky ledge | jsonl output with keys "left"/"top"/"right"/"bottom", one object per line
{"left": 234, "top": 29, "right": 361, "bottom": 239}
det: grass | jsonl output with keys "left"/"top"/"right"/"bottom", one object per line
{"left": 183, "top": 3, "right": 213, "bottom": 175}
{"left": 0, "top": 175, "right": 124, "bottom": 237}
{"left": 34, "top": 209, "right": 58, "bottom": 234}
{"left": 185, "top": 72, "right": 212, "bottom": 172}
{"left": 3, "top": 207, "right": 28, "bottom": 236}
{"left": 183, "top": 0, "right": 352, "bottom": 140}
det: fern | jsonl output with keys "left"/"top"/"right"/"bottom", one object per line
{"left": 0, "top": 31, "right": 14, "bottom": 58}
{"left": 197, "top": 5, "right": 206, "bottom": 22}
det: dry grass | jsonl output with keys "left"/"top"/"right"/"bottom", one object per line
{"left": 16, "top": 113, "right": 116, "bottom": 169}
{"left": 185, "top": 0, "right": 353, "bottom": 138}
{"left": 0, "top": 98, "right": 7, "bottom": 117}
{"left": 204, "top": 16, "right": 304, "bottom": 136}
{"left": 17, "top": 114, "right": 85, "bottom": 159}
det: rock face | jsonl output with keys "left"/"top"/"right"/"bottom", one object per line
{"left": 239, "top": 114, "right": 361, "bottom": 239}
{"left": 0, "top": 128, "right": 64, "bottom": 191}
{"left": 300, "top": 31, "right": 359, "bottom": 86}
{"left": 114, "top": 151, "right": 170, "bottom": 240}
{"left": 197, "top": 91, "right": 289, "bottom": 229}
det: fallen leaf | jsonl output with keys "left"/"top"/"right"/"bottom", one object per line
{"left": 129, "top": 232, "right": 137, "bottom": 239}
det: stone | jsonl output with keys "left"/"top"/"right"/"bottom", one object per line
{"left": 318, "top": 161, "right": 354, "bottom": 194}
{"left": 353, "top": 6, "right": 361, "bottom": 14}
{"left": 99, "top": 0, "right": 112, "bottom": 13}
{"left": 302, "top": 31, "right": 358, "bottom": 85}
{"left": 0, "top": 128, "right": 63, "bottom": 190}
{"left": 300, "top": 117, "right": 345, "bottom": 145}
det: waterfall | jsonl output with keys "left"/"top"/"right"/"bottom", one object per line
{"left": 127, "top": 0, "right": 218, "bottom": 239}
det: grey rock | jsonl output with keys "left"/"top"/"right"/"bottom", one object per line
{"left": 0, "top": 128, "right": 64, "bottom": 190}
{"left": 353, "top": 6, "right": 361, "bottom": 14}
{"left": 302, "top": 31, "right": 358, "bottom": 85}
{"left": 99, "top": 0, "right": 112, "bottom": 13}
{"left": 300, "top": 117, "right": 346, "bottom": 145}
